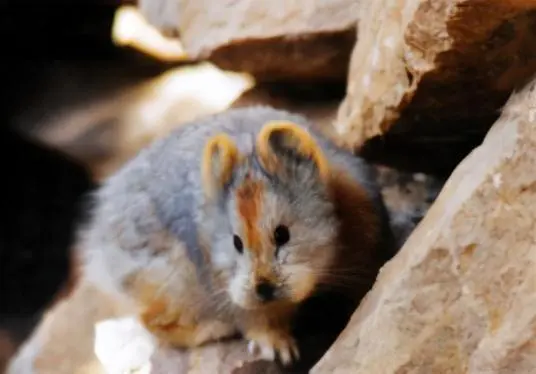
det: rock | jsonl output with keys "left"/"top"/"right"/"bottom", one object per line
{"left": 0, "top": 331, "right": 16, "bottom": 374}
{"left": 28, "top": 62, "right": 344, "bottom": 182}
{"left": 112, "top": 5, "right": 189, "bottom": 62}
{"left": 334, "top": 0, "right": 536, "bottom": 174}
{"left": 312, "top": 76, "right": 536, "bottom": 373}
{"left": 375, "top": 166, "right": 444, "bottom": 248}
{"left": 26, "top": 62, "right": 254, "bottom": 181}
{"left": 231, "top": 82, "right": 343, "bottom": 136}
{"left": 138, "top": 0, "right": 359, "bottom": 82}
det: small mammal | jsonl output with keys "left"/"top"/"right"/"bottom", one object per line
{"left": 79, "top": 106, "right": 394, "bottom": 365}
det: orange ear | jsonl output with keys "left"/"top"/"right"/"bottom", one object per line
{"left": 256, "top": 120, "right": 330, "bottom": 181}
{"left": 202, "top": 133, "right": 241, "bottom": 198}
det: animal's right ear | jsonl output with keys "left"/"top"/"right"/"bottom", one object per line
{"left": 201, "top": 133, "right": 241, "bottom": 199}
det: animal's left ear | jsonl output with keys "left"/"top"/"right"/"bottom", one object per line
{"left": 256, "top": 120, "right": 330, "bottom": 182}
{"left": 201, "top": 133, "right": 242, "bottom": 199}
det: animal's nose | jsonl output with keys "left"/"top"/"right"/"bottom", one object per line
{"left": 255, "top": 280, "right": 276, "bottom": 302}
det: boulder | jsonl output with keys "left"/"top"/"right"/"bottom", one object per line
{"left": 28, "top": 62, "right": 254, "bottom": 181}
{"left": 137, "top": 0, "right": 359, "bottom": 82}
{"left": 30, "top": 62, "right": 344, "bottom": 182}
{"left": 312, "top": 76, "right": 536, "bottom": 373}
{"left": 334, "top": 0, "right": 536, "bottom": 173}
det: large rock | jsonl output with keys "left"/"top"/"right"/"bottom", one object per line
{"left": 312, "top": 76, "right": 536, "bottom": 373}
{"left": 26, "top": 62, "right": 254, "bottom": 181}
{"left": 138, "top": 0, "right": 359, "bottom": 82}
{"left": 29, "top": 62, "right": 344, "bottom": 182}
{"left": 334, "top": 0, "right": 536, "bottom": 173}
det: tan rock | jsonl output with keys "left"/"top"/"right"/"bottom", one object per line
{"left": 139, "top": 0, "right": 359, "bottom": 82}
{"left": 28, "top": 62, "right": 341, "bottom": 182}
{"left": 334, "top": 0, "right": 536, "bottom": 173}
{"left": 0, "top": 330, "right": 16, "bottom": 374}
{"left": 312, "top": 76, "right": 536, "bottom": 373}
{"left": 27, "top": 62, "right": 254, "bottom": 182}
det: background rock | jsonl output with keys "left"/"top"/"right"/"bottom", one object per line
{"left": 334, "top": 0, "right": 536, "bottom": 174}
{"left": 17, "top": 62, "right": 254, "bottom": 182}
{"left": 312, "top": 76, "right": 536, "bottom": 374}
{"left": 375, "top": 166, "right": 444, "bottom": 248}
{"left": 138, "top": 0, "right": 359, "bottom": 82}
{"left": 20, "top": 62, "right": 346, "bottom": 182}
{"left": 0, "top": 331, "right": 16, "bottom": 374}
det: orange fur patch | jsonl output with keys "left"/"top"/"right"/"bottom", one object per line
{"left": 201, "top": 133, "right": 241, "bottom": 198}
{"left": 256, "top": 121, "right": 330, "bottom": 182}
{"left": 235, "top": 175, "right": 264, "bottom": 255}
{"left": 236, "top": 176, "right": 277, "bottom": 283}
{"left": 235, "top": 177, "right": 280, "bottom": 284}
{"left": 141, "top": 298, "right": 235, "bottom": 347}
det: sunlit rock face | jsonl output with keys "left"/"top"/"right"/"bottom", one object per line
{"left": 313, "top": 76, "right": 536, "bottom": 374}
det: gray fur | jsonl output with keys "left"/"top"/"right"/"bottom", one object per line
{"left": 78, "top": 105, "right": 391, "bottom": 322}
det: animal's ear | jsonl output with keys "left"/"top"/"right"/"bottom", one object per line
{"left": 202, "top": 133, "right": 241, "bottom": 198}
{"left": 256, "top": 120, "right": 330, "bottom": 181}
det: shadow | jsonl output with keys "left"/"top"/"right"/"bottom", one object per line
{"left": 0, "top": 129, "right": 95, "bottom": 349}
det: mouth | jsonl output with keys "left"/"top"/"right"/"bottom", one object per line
{"left": 232, "top": 292, "right": 288, "bottom": 311}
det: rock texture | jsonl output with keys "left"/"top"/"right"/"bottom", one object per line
{"left": 312, "top": 76, "right": 536, "bottom": 374}
{"left": 138, "top": 0, "right": 359, "bottom": 82}
{"left": 334, "top": 0, "right": 536, "bottom": 173}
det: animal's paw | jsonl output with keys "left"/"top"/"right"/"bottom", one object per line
{"left": 140, "top": 300, "right": 196, "bottom": 347}
{"left": 141, "top": 301, "right": 237, "bottom": 347}
{"left": 140, "top": 299, "right": 180, "bottom": 329}
{"left": 246, "top": 329, "right": 300, "bottom": 366}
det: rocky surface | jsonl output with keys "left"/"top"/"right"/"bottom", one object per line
{"left": 138, "top": 0, "right": 359, "bottom": 82}
{"left": 312, "top": 76, "right": 536, "bottom": 374}
{"left": 334, "top": 0, "right": 536, "bottom": 174}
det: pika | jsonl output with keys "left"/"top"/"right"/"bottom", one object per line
{"left": 78, "top": 106, "right": 394, "bottom": 365}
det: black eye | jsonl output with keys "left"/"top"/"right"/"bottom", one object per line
{"left": 274, "top": 225, "right": 290, "bottom": 246}
{"left": 233, "top": 235, "right": 244, "bottom": 254}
